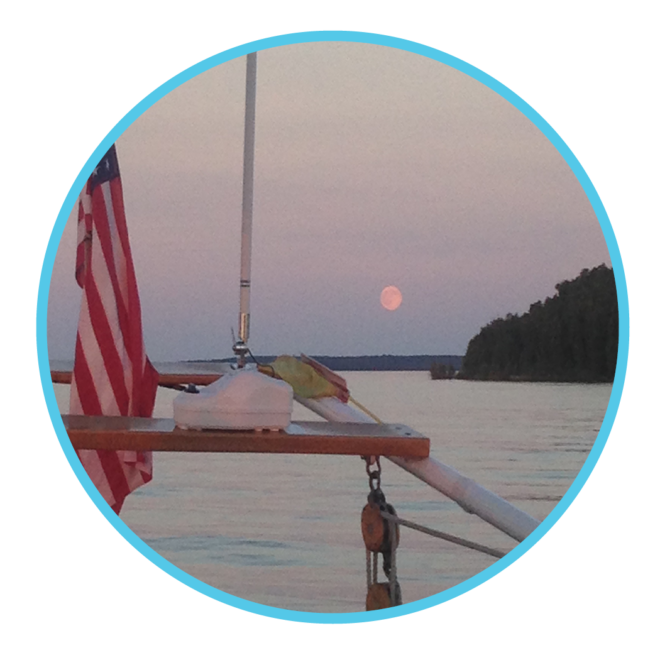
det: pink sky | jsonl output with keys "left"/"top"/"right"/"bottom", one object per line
{"left": 47, "top": 41, "right": 610, "bottom": 362}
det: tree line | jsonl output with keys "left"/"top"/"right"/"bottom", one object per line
{"left": 458, "top": 265, "right": 618, "bottom": 382}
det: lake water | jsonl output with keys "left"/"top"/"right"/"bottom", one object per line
{"left": 51, "top": 369, "right": 612, "bottom": 613}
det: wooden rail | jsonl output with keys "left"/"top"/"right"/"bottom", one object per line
{"left": 53, "top": 370, "right": 430, "bottom": 457}
{"left": 62, "top": 415, "right": 430, "bottom": 457}
{"left": 51, "top": 370, "right": 220, "bottom": 388}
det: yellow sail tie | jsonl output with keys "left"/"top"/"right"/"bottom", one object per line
{"left": 259, "top": 355, "right": 384, "bottom": 423}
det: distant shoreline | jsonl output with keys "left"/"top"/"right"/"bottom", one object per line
{"left": 184, "top": 354, "right": 464, "bottom": 372}
{"left": 49, "top": 354, "right": 464, "bottom": 374}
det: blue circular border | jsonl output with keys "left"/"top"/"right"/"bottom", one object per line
{"left": 37, "top": 30, "right": 628, "bottom": 624}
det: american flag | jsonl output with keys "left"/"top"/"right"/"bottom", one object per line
{"left": 70, "top": 144, "right": 159, "bottom": 514}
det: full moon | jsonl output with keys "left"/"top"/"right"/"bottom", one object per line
{"left": 380, "top": 285, "right": 403, "bottom": 311}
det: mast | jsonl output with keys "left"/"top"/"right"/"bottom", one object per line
{"left": 233, "top": 52, "right": 257, "bottom": 368}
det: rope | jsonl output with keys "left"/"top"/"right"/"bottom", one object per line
{"left": 348, "top": 396, "right": 384, "bottom": 424}
{"left": 369, "top": 550, "right": 378, "bottom": 585}
{"left": 379, "top": 510, "right": 506, "bottom": 559}
{"left": 366, "top": 549, "right": 370, "bottom": 588}
{"left": 366, "top": 549, "right": 377, "bottom": 589}
{"left": 387, "top": 513, "right": 402, "bottom": 606}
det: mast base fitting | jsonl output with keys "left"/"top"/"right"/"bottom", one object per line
{"left": 232, "top": 340, "right": 249, "bottom": 368}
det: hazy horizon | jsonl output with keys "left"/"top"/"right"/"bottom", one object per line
{"left": 46, "top": 41, "right": 611, "bottom": 363}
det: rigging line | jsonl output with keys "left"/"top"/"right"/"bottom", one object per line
{"left": 379, "top": 510, "right": 507, "bottom": 559}
{"left": 246, "top": 346, "right": 263, "bottom": 366}
{"left": 348, "top": 396, "right": 384, "bottom": 424}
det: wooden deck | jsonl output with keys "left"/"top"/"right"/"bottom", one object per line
{"left": 62, "top": 415, "right": 430, "bottom": 457}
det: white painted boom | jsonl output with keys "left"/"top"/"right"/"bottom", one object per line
{"left": 296, "top": 396, "right": 540, "bottom": 543}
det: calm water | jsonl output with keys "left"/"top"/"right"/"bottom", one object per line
{"left": 52, "top": 369, "right": 612, "bottom": 613}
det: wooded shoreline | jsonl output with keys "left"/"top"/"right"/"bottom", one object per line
{"left": 456, "top": 265, "right": 618, "bottom": 384}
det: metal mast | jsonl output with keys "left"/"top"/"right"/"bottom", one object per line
{"left": 233, "top": 52, "right": 257, "bottom": 368}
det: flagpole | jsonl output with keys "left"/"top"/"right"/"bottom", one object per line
{"left": 234, "top": 52, "right": 257, "bottom": 367}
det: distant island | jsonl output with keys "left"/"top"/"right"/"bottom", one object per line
{"left": 189, "top": 354, "right": 463, "bottom": 372}
{"left": 458, "top": 265, "right": 618, "bottom": 383}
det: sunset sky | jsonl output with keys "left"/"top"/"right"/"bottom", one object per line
{"left": 46, "top": 40, "right": 611, "bottom": 362}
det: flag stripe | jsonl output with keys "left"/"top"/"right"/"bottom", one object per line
{"left": 78, "top": 289, "right": 122, "bottom": 415}
{"left": 84, "top": 277, "right": 130, "bottom": 413}
{"left": 105, "top": 177, "right": 156, "bottom": 415}
{"left": 72, "top": 324, "right": 102, "bottom": 415}
{"left": 96, "top": 450, "right": 132, "bottom": 511}
{"left": 70, "top": 144, "right": 158, "bottom": 514}
{"left": 77, "top": 450, "right": 115, "bottom": 507}
{"left": 93, "top": 182, "right": 139, "bottom": 406}
{"left": 93, "top": 185, "right": 132, "bottom": 352}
